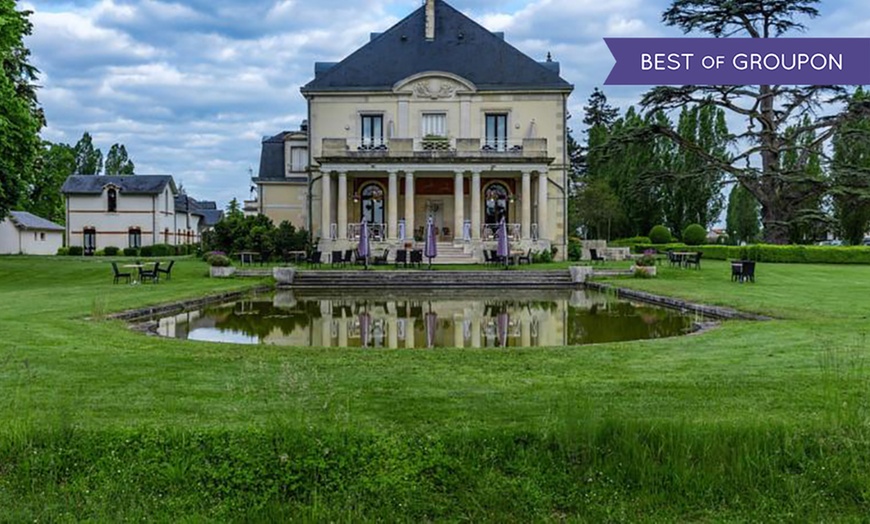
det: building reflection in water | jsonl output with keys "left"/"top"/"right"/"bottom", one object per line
{"left": 156, "top": 288, "right": 694, "bottom": 349}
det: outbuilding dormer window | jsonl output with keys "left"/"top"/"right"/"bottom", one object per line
{"left": 107, "top": 188, "right": 118, "bottom": 212}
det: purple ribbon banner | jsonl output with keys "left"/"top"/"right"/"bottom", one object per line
{"left": 604, "top": 38, "right": 870, "bottom": 85}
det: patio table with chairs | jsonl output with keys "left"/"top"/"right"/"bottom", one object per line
{"left": 730, "top": 259, "right": 756, "bottom": 283}
{"left": 120, "top": 261, "right": 158, "bottom": 284}
{"left": 237, "top": 251, "right": 260, "bottom": 266}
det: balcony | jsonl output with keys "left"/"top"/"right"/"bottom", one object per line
{"left": 319, "top": 137, "right": 550, "bottom": 162}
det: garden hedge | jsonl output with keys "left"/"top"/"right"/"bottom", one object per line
{"left": 627, "top": 243, "right": 870, "bottom": 264}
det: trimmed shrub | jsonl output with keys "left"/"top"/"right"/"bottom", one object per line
{"left": 649, "top": 225, "right": 672, "bottom": 244}
{"left": 94, "top": 249, "right": 105, "bottom": 257}
{"left": 56, "top": 247, "right": 69, "bottom": 256}
{"left": 139, "top": 245, "right": 153, "bottom": 257}
{"left": 633, "top": 243, "right": 688, "bottom": 254}
{"left": 103, "top": 246, "right": 120, "bottom": 256}
{"left": 568, "top": 237, "right": 582, "bottom": 261}
{"left": 123, "top": 247, "right": 139, "bottom": 257}
{"left": 68, "top": 246, "right": 84, "bottom": 256}
{"left": 682, "top": 224, "right": 707, "bottom": 246}
{"left": 151, "top": 244, "right": 173, "bottom": 257}
{"left": 697, "top": 244, "right": 870, "bottom": 264}
{"left": 207, "top": 253, "right": 232, "bottom": 267}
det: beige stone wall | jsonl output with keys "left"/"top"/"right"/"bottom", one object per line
{"left": 261, "top": 183, "right": 308, "bottom": 229}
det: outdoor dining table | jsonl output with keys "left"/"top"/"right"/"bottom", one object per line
{"left": 237, "top": 251, "right": 260, "bottom": 265}
{"left": 285, "top": 250, "right": 307, "bottom": 264}
{"left": 672, "top": 252, "right": 696, "bottom": 268}
{"left": 122, "top": 262, "right": 154, "bottom": 285}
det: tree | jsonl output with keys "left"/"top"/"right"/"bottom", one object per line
{"left": 73, "top": 132, "right": 102, "bottom": 175}
{"left": 20, "top": 141, "right": 74, "bottom": 225}
{"left": 781, "top": 115, "right": 828, "bottom": 244}
{"left": 104, "top": 143, "right": 135, "bottom": 175}
{"left": 726, "top": 184, "right": 760, "bottom": 244}
{"left": 661, "top": 104, "right": 729, "bottom": 234}
{"left": 832, "top": 88, "right": 870, "bottom": 245}
{"left": 571, "top": 179, "right": 622, "bottom": 240}
{"left": 0, "top": 1, "right": 42, "bottom": 219}
{"left": 642, "top": 0, "right": 870, "bottom": 244}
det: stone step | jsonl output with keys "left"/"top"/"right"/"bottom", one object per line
{"left": 289, "top": 270, "right": 574, "bottom": 288}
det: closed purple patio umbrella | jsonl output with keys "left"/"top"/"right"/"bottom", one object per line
{"left": 497, "top": 311, "right": 510, "bottom": 348}
{"left": 359, "top": 311, "right": 371, "bottom": 348}
{"left": 425, "top": 307, "right": 438, "bottom": 348}
{"left": 496, "top": 217, "right": 510, "bottom": 268}
{"left": 358, "top": 219, "right": 370, "bottom": 269}
{"left": 424, "top": 217, "right": 437, "bottom": 269}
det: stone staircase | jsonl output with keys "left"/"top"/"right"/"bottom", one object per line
{"left": 287, "top": 269, "right": 575, "bottom": 289}
{"left": 427, "top": 242, "right": 477, "bottom": 265}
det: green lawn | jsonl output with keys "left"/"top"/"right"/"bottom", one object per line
{"left": 1, "top": 255, "right": 869, "bottom": 521}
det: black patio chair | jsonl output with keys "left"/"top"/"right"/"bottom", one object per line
{"left": 156, "top": 260, "right": 174, "bottom": 280}
{"left": 483, "top": 249, "right": 492, "bottom": 265}
{"left": 330, "top": 250, "right": 344, "bottom": 267}
{"left": 667, "top": 251, "right": 678, "bottom": 268}
{"left": 306, "top": 251, "right": 322, "bottom": 268}
{"left": 518, "top": 249, "right": 532, "bottom": 265}
{"left": 589, "top": 248, "right": 606, "bottom": 264}
{"left": 373, "top": 249, "right": 389, "bottom": 266}
{"left": 111, "top": 261, "right": 131, "bottom": 284}
{"left": 685, "top": 252, "right": 702, "bottom": 270}
{"left": 730, "top": 260, "right": 743, "bottom": 282}
{"left": 740, "top": 260, "right": 756, "bottom": 283}
{"left": 139, "top": 262, "right": 160, "bottom": 284}
{"left": 410, "top": 249, "right": 423, "bottom": 268}
{"left": 394, "top": 249, "right": 408, "bottom": 268}
{"left": 344, "top": 249, "right": 354, "bottom": 267}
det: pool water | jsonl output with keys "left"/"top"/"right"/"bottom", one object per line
{"left": 155, "top": 288, "right": 699, "bottom": 348}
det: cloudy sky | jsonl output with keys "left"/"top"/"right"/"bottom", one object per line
{"left": 22, "top": 0, "right": 870, "bottom": 208}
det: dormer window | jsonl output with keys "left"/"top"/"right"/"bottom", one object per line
{"left": 107, "top": 188, "right": 118, "bottom": 212}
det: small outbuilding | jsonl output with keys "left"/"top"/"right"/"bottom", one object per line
{"left": 0, "top": 211, "right": 65, "bottom": 255}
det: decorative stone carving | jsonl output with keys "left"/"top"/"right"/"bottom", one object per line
{"left": 413, "top": 78, "right": 457, "bottom": 99}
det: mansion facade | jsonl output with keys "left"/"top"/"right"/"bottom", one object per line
{"left": 254, "top": 0, "right": 573, "bottom": 260}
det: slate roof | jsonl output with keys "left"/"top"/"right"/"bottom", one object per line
{"left": 173, "top": 196, "right": 224, "bottom": 226}
{"left": 256, "top": 130, "right": 308, "bottom": 183}
{"left": 302, "top": 0, "right": 572, "bottom": 93}
{"left": 257, "top": 132, "right": 287, "bottom": 182}
{"left": 8, "top": 211, "right": 64, "bottom": 232}
{"left": 61, "top": 175, "right": 176, "bottom": 195}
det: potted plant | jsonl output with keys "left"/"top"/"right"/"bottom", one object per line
{"left": 208, "top": 251, "right": 235, "bottom": 277}
{"left": 631, "top": 249, "right": 657, "bottom": 277}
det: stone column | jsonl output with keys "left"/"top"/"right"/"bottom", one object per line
{"left": 405, "top": 172, "right": 415, "bottom": 243}
{"left": 388, "top": 170, "right": 399, "bottom": 240}
{"left": 321, "top": 171, "right": 332, "bottom": 239}
{"left": 337, "top": 171, "right": 347, "bottom": 239}
{"left": 521, "top": 171, "right": 531, "bottom": 240}
{"left": 471, "top": 169, "right": 481, "bottom": 240}
{"left": 521, "top": 316, "right": 531, "bottom": 348}
{"left": 454, "top": 171, "right": 464, "bottom": 240}
{"left": 388, "top": 316, "right": 398, "bottom": 349}
{"left": 405, "top": 318, "right": 415, "bottom": 349}
{"left": 471, "top": 316, "right": 481, "bottom": 348}
{"left": 453, "top": 316, "right": 464, "bottom": 349}
{"left": 537, "top": 172, "right": 548, "bottom": 240}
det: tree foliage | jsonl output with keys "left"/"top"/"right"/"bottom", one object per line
{"left": 726, "top": 183, "right": 760, "bottom": 245}
{"left": 643, "top": 0, "right": 870, "bottom": 244}
{"left": 73, "top": 132, "right": 102, "bottom": 175}
{"left": 20, "top": 141, "right": 75, "bottom": 225}
{"left": 0, "top": 1, "right": 42, "bottom": 219}
{"left": 832, "top": 88, "right": 870, "bottom": 245}
{"left": 104, "top": 143, "right": 135, "bottom": 175}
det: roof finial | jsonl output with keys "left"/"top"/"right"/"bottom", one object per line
{"left": 546, "top": 52, "right": 553, "bottom": 62}
{"left": 425, "top": 0, "right": 435, "bottom": 41}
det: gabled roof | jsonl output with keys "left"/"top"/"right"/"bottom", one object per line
{"left": 301, "top": 0, "right": 572, "bottom": 93}
{"left": 8, "top": 211, "right": 64, "bottom": 232}
{"left": 61, "top": 175, "right": 177, "bottom": 195}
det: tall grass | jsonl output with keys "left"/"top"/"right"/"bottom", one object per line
{"left": 2, "top": 410, "right": 869, "bottom": 521}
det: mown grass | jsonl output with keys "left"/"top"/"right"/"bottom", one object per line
{"left": 1, "top": 255, "right": 870, "bottom": 520}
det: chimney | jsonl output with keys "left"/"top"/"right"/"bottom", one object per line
{"left": 425, "top": 0, "right": 435, "bottom": 41}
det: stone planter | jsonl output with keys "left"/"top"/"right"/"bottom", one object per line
{"left": 210, "top": 266, "right": 236, "bottom": 278}
{"left": 630, "top": 265, "right": 657, "bottom": 277}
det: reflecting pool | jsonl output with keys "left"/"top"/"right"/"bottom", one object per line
{"left": 154, "top": 288, "right": 699, "bottom": 348}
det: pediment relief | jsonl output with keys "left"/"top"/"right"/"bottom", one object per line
{"left": 393, "top": 72, "right": 476, "bottom": 98}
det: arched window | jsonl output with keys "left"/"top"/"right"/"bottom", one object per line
{"left": 484, "top": 183, "right": 510, "bottom": 224}
{"left": 359, "top": 183, "right": 385, "bottom": 225}
{"left": 83, "top": 227, "right": 97, "bottom": 255}
{"left": 107, "top": 188, "right": 117, "bottom": 212}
